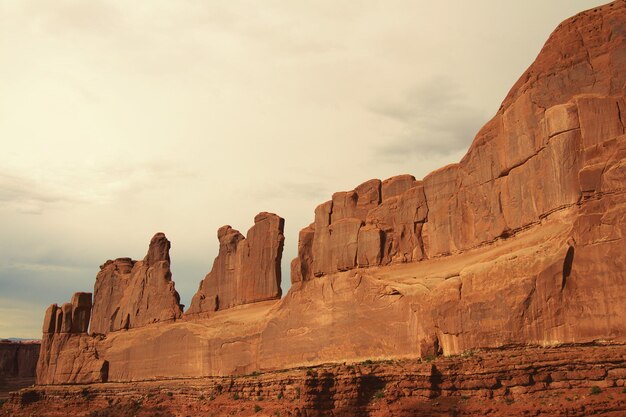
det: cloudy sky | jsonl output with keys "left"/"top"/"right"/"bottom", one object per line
{"left": 0, "top": 0, "right": 606, "bottom": 338}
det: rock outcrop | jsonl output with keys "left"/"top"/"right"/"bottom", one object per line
{"left": 292, "top": 1, "right": 626, "bottom": 279}
{"left": 28, "top": 1, "right": 626, "bottom": 388}
{"left": 36, "top": 293, "right": 108, "bottom": 385}
{"left": 290, "top": 175, "right": 427, "bottom": 282}
{"left": 8, "top": 344, "right": 626, "bottom": 417}
{"left": 0, "top": 340, "right": 39, "bottom": 400}
{"left": 90, "top": 233, "right": 183, "bottom": 334}
{"left": 186, "top": 212, "right": 285, "bottom": 317}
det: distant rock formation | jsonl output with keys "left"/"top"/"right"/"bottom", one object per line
{"left": 90, "top": 233, "right": 183, "bottom": 335}
{"left": 0, "top": 340, "right": 40, "bottom": 399}
{"left": 186, "top": 212, "right": 285, "bottom": 317}
{"left": 0, "top": 340, "right": 39, "bottom": 379}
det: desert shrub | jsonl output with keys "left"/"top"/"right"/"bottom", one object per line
{"left": 590, "top": 386, "right": 602, "bottom": 395}
{"left": 166, "top": 391, "right": 173, "bottom": 397}
{"left": 233, "top": 393, "right": 240, "bottom": 400}
{"left": 361, "top": 360, "right": 373, "bottom": 365}
{"left": 277, "top": 392, "right": 284, "bottom": 400}
{"left": 373, "top": 390, "right": 384, "bottom": 399}
{"left": 461, "top": 349, "right": 476, "bottom": 358}
{"left": 254, "top": 404, "right": 262, "bottom": 413}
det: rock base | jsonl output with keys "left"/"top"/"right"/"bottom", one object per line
{"left": 5, "top": 343, "right": 626, "bottom": 416}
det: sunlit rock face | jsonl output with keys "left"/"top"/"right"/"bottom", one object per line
{"left": 90, "top": 232, "right": 183, "bottom": 335}
{"left": 186, "top": 212, "right": 285, "bottom": 318}
{"left": 35, "top": 1, "right": 626, "bottom": 386}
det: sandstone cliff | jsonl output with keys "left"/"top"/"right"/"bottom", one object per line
{"left": 0, "top": 341, "right": 39, "bottom": 379}
{"left": 36, "top": 293, "right": 107, "bottom": 385}
{"left": 90, "top": 233, "right": 183, "bottom": 335}
{"left": 31, "top": 1, "right": 626, "bottom": 386}
{"left": 8, "top": 344, "right": 626, "bottom": 417}
{"left": 0, "top": 340, "right": 39, "bottom": 400}
{"left": 186, "top": 212, "right": 285, "bottom": 317}
{"left": 292, "top": 1, "right": 626, "bottom": 278}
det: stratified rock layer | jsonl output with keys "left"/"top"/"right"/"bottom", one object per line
{"left": 186, "top": 212, "right": 285, "bottom": 317}
{"left": 90, "top": 233, "right": 183, "bottom": 335}
{"left": 0, "top": 340, "right": 39, "bottom": 400}
{"left": 8, "top": 344, "right": 626, "bottom": 417}
{"left": 0, "top": 341, "right": 39, "bottom": 379}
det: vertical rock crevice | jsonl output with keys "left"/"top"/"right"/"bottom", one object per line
{"left": 186, "top": 212, "right": 285, "bottom": 318}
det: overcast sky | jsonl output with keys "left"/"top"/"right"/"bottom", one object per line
{"left": 0, "top": 0, "right": 607, "bottom": 339}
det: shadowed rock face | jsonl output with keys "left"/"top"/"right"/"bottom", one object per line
{"left": 0, "top": 341, "right": 39, "bottom": 379}
{"left": 90, "top": 233, "right": 183, "bottom": 335}
{"left": 32, "top": 1, "right": 626, "bottom": 386}
{"left": 186, "top": 212, "right": 285, "bottom": 317}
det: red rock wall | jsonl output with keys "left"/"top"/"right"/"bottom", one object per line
{"left": 186, "top": 212, "right": 285, "bottom": 317}
{"left": 90, "top": 233, "right": 183, "bottom": 335}
{"left": 36, "top": 293, "right": 108, "bottom": 385}
{"left": 0, "top": 341, "right": 39, "bottom": 378}
{"left": 30, "top": 1, "right": 626, "bottom": 386}
{"left": 8, "top": 344, "right": 626, "bottom": 417}
{"left": 292, "top": 0, "right": 626, "bottom": 279}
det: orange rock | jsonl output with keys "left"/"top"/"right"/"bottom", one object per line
{"left": 32, "top": 1, "right": 626, "bottom": 386}
{"left": 186, "top": 212, "right": 285, "bottom": 317}
{"left": 90, "top": 233, "right": 183, "bottom": 335}
{"left": 381, "top": 174, "right": 417, "bottom": 200}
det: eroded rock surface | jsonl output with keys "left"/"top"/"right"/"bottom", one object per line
{"left": 186, "top": 212, "right": 285, "bottom": 317}
{"left": 0, "top": 340, "right": 39, "bottom": 400}
{"left": 90, "top": 233, "right": 183, "bottom": 335}
{"left": 36, "top": 293, "right": 108, "bottom": 385}
{"left": 29, "top": 1, "right": 626, "bottom": 387}
{"left": 8, "top": 344, "right": 626, "bottom": 417}
{"left": 292, "top": 0, "right": 626, "bottom": 279}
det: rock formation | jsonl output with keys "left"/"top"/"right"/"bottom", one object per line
{"left": 290, "top": 175, "right": 427, "bottom": 282}
{"left": 186, "top": 212, "right": 285, "bottom": 317}
{"left": 0, "top": 340, "right": 39, "bottom": 379}
{"left": 36, "top": 293, "right": 108, "bottom": 385}
{"left": 0, "top": 340, "right": 39, "bottom": 400}
{"left": 90, "top": 233, "right": 183, "bottom": 334}
{"left": 7, "top": 344, "right": 626, "bottom": 417}
{"left": 28, "top": 0, "right": 626, "bottom": 391}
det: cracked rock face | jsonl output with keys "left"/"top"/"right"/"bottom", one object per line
{"left": 186, "top": 212, "right": 285, "bottom": 317}
{"left": 292, "top": 0, "right": 626, "bottom": 279}
{"left": 90, "top": 233, "right": 183, "bottom": 335}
